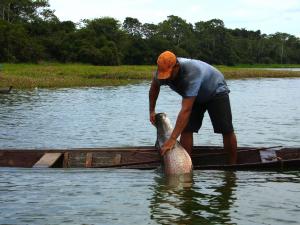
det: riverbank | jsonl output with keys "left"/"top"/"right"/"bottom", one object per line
{"left": 1, "top": 63, "right": 300, "bottom": 88}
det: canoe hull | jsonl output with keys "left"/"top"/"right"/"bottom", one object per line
{"left": 0, "top": 146, "right": 299, "bottom": 170}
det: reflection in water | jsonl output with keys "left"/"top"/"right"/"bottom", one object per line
{"left": 150, "top": 171, "right": 237, "bottom": 225}
{"left": 163, "top": 173, "right": 193, "bottom": 189}
{"left": 0, "top": 169, "right": 299, "bottom": 224}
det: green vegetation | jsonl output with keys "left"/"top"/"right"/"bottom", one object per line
{"left": 233, "top": 64, "right": 300, "bottom": 68}
{"left": 1, "top": 63, "right": 300, "bottom": 89}
{"left": 1, "top": 1, "right": 300, "bottom": 88}
{"left": 1, "top": 1, "right": 300, "bottom": 66}
{"left": 0, "top": 63, "right": 155, "bottom": 88}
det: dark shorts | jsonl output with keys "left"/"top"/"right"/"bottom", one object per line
{"left": 184, "top": 93, "right": 234, "bottom": 134}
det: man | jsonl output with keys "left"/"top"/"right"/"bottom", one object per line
{"left": 149, "top": 50, "right": 237, "bottom": 164}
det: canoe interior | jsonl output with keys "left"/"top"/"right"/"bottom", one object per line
{"left": 0, "top": 146, "right": 299, "bottom": 170}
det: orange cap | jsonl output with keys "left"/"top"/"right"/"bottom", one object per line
{"left": 156, "top": 51, "right": 177, "bottom": 79}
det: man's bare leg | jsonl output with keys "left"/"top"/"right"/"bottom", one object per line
{"left": 180, "top": 131, "right": 193, "bottom": 155}
{"left": 223, "top": 132, "right": 237, "bottom": 164}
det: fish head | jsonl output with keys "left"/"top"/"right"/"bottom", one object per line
{"left": 155, "top": 113, "right": 173, "bottom": 132}
{"left": 155, "top": 113, "right": 173, "bottom": 144}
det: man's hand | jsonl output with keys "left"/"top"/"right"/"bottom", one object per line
{"left": 160, "top": 138, "right": 177, "bottom": 156}
{"left": 160, "top": 96, "right": 196, "bottom": 155}
{"left": 150, "top": 111, "right": 156, "bottom": 125}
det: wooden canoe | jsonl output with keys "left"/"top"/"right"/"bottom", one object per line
{"left": 0, "top": 146, "right": 300, "bottom": 170}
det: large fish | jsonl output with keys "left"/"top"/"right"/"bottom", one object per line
{"left": 155, "top": 113, "right": 193, "bottom": 175}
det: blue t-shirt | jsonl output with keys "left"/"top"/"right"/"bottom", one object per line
{"left": 156, "top": 57, "right": 229, "bottom": 104}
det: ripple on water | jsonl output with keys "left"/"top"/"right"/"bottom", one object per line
{"left": 0, "top": 79, "right": 300, "bottom": 224}
{"left": 0, "top": 169, "right": 300, "bottom": 224}
{"left": 0, "top": 79, "right": 300, "bottom": 148}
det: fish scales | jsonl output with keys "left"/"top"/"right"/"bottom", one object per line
{"left": 155, "top": 113, "right": 193, "bottom": 175}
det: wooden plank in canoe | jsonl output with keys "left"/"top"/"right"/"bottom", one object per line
{"left": 85, "top": 152, "right": 93, "bottom": 168}
{"left": 91, "top": 153, "right": 122, "bottom": 167}
{"left": 259, "top": 149, "right": 280, "bottom": 162}
{"left": 33, "top": 153, "right": 62, "bottom": 168}
{"left": 68, "top": 152, "right": 86, "bottom": 167}
{"left": 0, "top": 151, "right": 44, "bottom": 167}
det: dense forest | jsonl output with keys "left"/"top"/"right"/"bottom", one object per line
{"left": 1, "top": 0, "right": 300, "bottom": 65}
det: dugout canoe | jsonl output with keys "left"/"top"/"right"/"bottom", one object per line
{"left": 0, "top": 146, "right": 299, "bottom": 170}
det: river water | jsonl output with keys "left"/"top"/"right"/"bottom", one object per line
{"left": 0, "top": 78, "right": 299, "bottom": 148}
{"left": 0, "top": 78, "right": 300, "bottom": 224}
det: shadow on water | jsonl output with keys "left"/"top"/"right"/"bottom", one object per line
{"left": 150, "top": 171, "right": 237, "bottom": 225}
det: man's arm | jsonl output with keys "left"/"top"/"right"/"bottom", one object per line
{"left": 160, "top": 96, "right": 196, "bottom": 155}
{"left": 149, "top": 78, "right": 160, "bottom": 125}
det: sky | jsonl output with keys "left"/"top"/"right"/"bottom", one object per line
{"left": 49, "top": 0, "right": 300, "bottom": 37}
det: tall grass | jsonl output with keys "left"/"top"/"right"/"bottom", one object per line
{"left": 232, "top": 64, "right": 300, "bottom": 68}
{"left": 0, "top": 63, "right": 155, "bottom": 88}
{"left": 0, "top": 63, "right": 300, "bottom": 89}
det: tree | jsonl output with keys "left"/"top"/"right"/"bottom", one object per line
{"left": 84, "top": 17, "right": 124, "bottom": 45}
{"left": 194, "top": 19, "right": 236, "bottom": 65}
{"left": 0, "top": 0, "right": 56, "bottom": 23}
{"left": 72, "top": 18, "right": 127, "bottom": 65}
{"left": 142, "top": 23, "right": 158, "bottom": 39}
{"left": 0, "top": 20, "right": 45, "bottom": 62}
{"left": 229, "top": 28, "right": 264, "bottom": 64}
{"left": 158, "top": 15, "right": 193, "bottom": 47}
{"left": 122, "top": 17, "right": 143, "bottom": 37}
{"left": 268, "top": 33, "right": 292, "bottom": 64}
{"left": 1, "top": 2, "right": 300, "bottom": 65}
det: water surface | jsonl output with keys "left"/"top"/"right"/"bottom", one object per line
{"left": 0, "top": 78, "right": 300, "bottom": 224}
{"left": 260, "top": 68, "right": 300, "bottom": 71}
{"left": 0, "top": 169, "right": 299, "bottom": 225}
{"left": 0, "top": 78, "right": 299, "bottom": 148}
